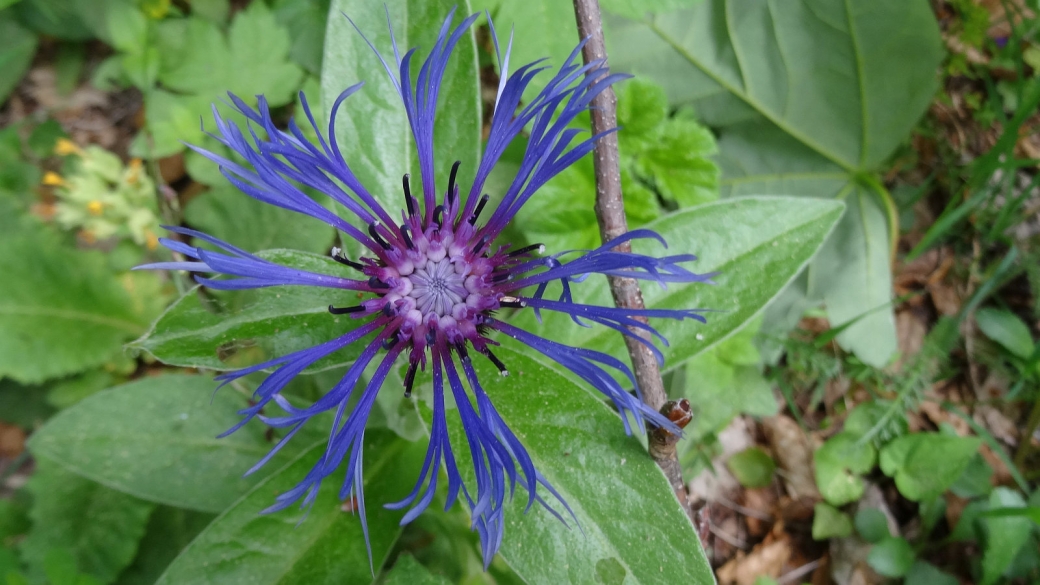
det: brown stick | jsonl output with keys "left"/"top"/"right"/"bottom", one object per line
{"left": 571, "top": 0, "right": 693, "bottom": 520}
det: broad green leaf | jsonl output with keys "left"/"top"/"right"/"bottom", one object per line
{"left": 727, "top": 447, "right": 775, "bottom": 488}
{"left": 183, "top": 186, "right": 336, "bottom": 255}
{"left": 904, "top": 561, "right": 959, "bottom": 585}
{"left": 20, "top": 460, "right": 154, "bottom": 585}
{"left": 115, "top": 507, "right": 215, "bottom": 585}
{"left": 383, "top": 555, "right": 451, "bottom": 585}
{"left": 448, "top": 346, "right": 715, "bottom": 584}
{"left": 28, "top": 374, "right": 308, "bottom": 513}
{"left": 976, "top": 307, "right": 1034, "bottom": 359}
{"left": 866, "top": 536, "right": 915, "bottom": 578}
{"left": 0, "top": 16, "right": 37, "bottom": 105}
{"left": 879, "top": 433, "right": 981, "bottom": 502}
{"left": 13, "top": 0, "right": 93, "bottom": 40}
{"left": 272, "top": 0, "right": 331, "bottom": 74}
{"left": 814, "top": 432, "right": 875, "bottom": 506}
{"left": 512, "top": 197, "right": 845, "bottom": 371}
{"left": 130, "top": 249, "right": 374, "bottom": 372}
{"left": 812, "top": 503, "right": 852, "bottom": 540}
{"left": 807, "top": 185, "right": 897, "bottom": 367}
{"left": 156, "top": 432, "right": 424, "bottom": 585}
{"left": 322, "top": 0, "right": 480, "bottom": 240}
{"left": 0, "top": 230, "right": 149, "bottom": 384}
{"left": 854, "top": 508, "right": 890, "bottom": 544}
{"left": 608, "top": 0, "right": 943, "bottom": 365}
{"left": 981, "top": 488, "right": 1032, "bottom": 585}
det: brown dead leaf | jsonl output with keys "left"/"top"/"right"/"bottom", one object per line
{"left": 716, "top": 536, "right": 792, "bottom": 585}
{"left": 741, "top": 488, "right": 778, "bottom": 538}
{"left": 762, "top": 415, "right": 821, "bottom": 500}
{"left": 974, "top": 405, "right": 1019, "bottom": 446}
{"left": 0, "top": 423, "right": 25, "bottom": 458}
{"left": 919, "top": 400, "right": 972, "bottom": 436}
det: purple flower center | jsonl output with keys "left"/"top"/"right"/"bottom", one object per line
{"left": 407, "top": 257, "right": 470, "bottom": 316}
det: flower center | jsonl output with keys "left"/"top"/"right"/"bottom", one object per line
{"left": 407, "top": 257, "right": 470, "bottom": 317}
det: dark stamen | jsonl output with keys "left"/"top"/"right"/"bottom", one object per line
{"left": 454, "top": 342, "right": 470, "bottom": 362}
{"left": 469, "top": 194, "right": 489, "bottom": 225}
{"left": 471, "top": 236, "right": 487, "bottom": 255}
{"left": 332, "top": 253, "right": 365, "bottom": 271}
{"left": 491, "top": 272, "right": 510, "bottom": 283}
{"left": 368, "top": 222, "right": 391, "bottom": 250}
{"left": 432, "top": 205, "right": 445, "bottom": 227}
{"left": 402, "top": 174, "right": 416, "bottom": 216}
{"left": 368, "top": 276, "right": 390, "bottom": 290}
{"left": 498, "top": 296, "right": 526, "bottom": 309}
{"left": 403, "top": 361, "right": 418, "bottom": 398}
{"left": 329, "top": 304, "right": 365, "bottom": 315}
{"left": 507, "top": 242, "right": 545, "bottom": 257}
{"left": 484, "top": 348, "right": 508, "bottom": 376}
{"left": 401, "top": 225, "right": 414, "bottom": 249}
{"left": 425, "top": 330, "right": 436, "bottom": 346}
{"left": 447, "top": 161, "right": 461, "bottom": 205}
{"left": 382, "top": 334, "right": 399, "bottom": 350}
{"left": 381, "top": 302, "right": 395, "bottom": 317}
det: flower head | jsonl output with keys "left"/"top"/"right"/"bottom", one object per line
{"left": 139, "top": 10, "right": 711, "bottom": 567}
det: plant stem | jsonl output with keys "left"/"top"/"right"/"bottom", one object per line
{"left": 570, "top": 0, "right": 694, "bottom": 519}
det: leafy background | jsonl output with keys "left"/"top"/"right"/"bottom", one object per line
{"left": 2, "top": 0, "right": 1040, "bottom": 584}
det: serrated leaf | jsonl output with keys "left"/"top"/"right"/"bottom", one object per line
{"left": 608, "top": 0, "right": 943, "bottom": 365}
{"left": 0, "top": 229, "right": 149, "bottom": 384}
{"left": 28, "top": 374, "right": 310, "bottom": 513}
{"left": 512, "top": 197, "right": 845, "bottom": 371}
{"left": 447, "top": 346, "right": 715, "bottom": 584}
{"left": 130, "top": 249, "right": 374, "bottom": 372}
{"left": 155, "top": 431, "right": 424, "bottom": 585}
{"left": 183, "top": 186, "right": 335, "bottom": 255}
{"left": 272, "top": 0, "right": 331, "bottom": 74}
{"left": 322, "top": 0, "right": 480, "bottom": 247}
{"left": 20, "top": 461, "right": 154, "bottom": 585}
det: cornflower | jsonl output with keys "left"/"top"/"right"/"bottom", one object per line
{"left": 139, "top": 10, "right": 710, "bottom": 567}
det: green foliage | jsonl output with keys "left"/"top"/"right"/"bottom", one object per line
{"left": 0, "top": 227, "right": 153, "bottom": 384}
{"left": 980, "top": 488, "right": 1033, "bottom": 585}
{"left": 726, "top": 447, "right": 776, "bottom": 488}
{"left": 0, "top": 14, "right": 37, "bottom": 105}
{"left": 814, "top": 432, "right": 876, "bottom": 506}
{"left": 384, "top": 554, "right": 452, "bottom": 585}
{"left": 976, "top": 307, "right": 1035, "bottom": 359}
{"left": 28, "top": 374, "right": 310, "bottom": 513}
{"left": 811, "top": 503, "right": 852, "bottom": 540}
{"left": 156, "top": 432, "right": 424, "bottom": 585}
{"left": 879, "top": 433, "right": 981, "bottom": 501}
{"left": 853, "top": 508, "right": 890, "bottom": 544}
{"left": 609, "top": 0, "right": 944, "bottom": 366}
{"left": 442, "top": 346, "right": 715, "bottom": 585}
{"left": 20, "top": 461, "right": 154, "bottom": 584}
{"left": 866, "top": 536, "right": 915, "bottom": 578}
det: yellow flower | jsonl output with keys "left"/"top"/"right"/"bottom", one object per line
{"left": 42, "top": 172, "right": 65, "bottom": 187}
{"left": 127, "top": 158, "right": 143, "bottom": 185}
{"left": 145, "top": 230, "right": 159, "bottom": 250}
{"left": 54, "top": 139, "right": 82, "bottom": 156}
{"left": 87, "top": 201, "right": 105, "bottom": 216}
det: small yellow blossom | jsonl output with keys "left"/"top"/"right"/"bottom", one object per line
{"left": 127, "top": 158, "right": 143, "bottom": 185}
{"left": 42, "top": 172, "right": 65, "bottom": 187}
{"left": 145, "top": 230, "right": 159, "bottom": 250}
{"left": 54, "top": 139, "right": 82, "bottom": 156}
{"left": 87, "top": 201, "right": 105, "bottom": 216}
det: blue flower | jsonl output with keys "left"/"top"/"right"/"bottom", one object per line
{"left": 139, "top": 10, "right": 710, "bottom": 567}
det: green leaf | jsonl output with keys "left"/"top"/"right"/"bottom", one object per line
{"left": 28, "top": 374, "right": 311, "bottom": 513}
{"left": 383, "top": 554, "right": 451, "bottom": 585}
{"left": 0, "top": 16, "right": 37, "bottom": 105}
{"left": 130, "top": 250, "right": 373, "bottom": 372}
{"left": 155, "top": 432, "right": 424, "bottom": 585}
{"left": 20, "top": 461, "right": 154, "bottom": 585}
{"left": 272, "top": 0, "right": 331, "bottom": 74}
{"left": 949, "top": 453, "right": 993, "bottom": 499}
{"left": 854, "top": 508, "right": 890, "bottom": 543}
{"left": 12, "top": 0, "right": 93, "bottom": 40}
{"left": 727, "top": 447, "right": 775, "bottom": 488}
{"left": 812, "top": 502, "right": 852, "bottom": 540}
{"left": 904, "top": 561, "right": 959, "bottom": 585}
{"left": 981, "top": 488, "right": 1032, "bottom": 585}
{"left": 512, "top": 197, "right": 845, "bottom": 371}
{"left": 447, "top": 346, "right": 714, "bottom": 584}
{"left": 866, "top": 536, "right": 915, "bottom": 578}
{"left": 0, "top": 229, "right": 149, "bottom": 384}
{"left": 814, "top": 432, "right": 875, "bottom": 506}
{"left": 976, "top": 307, "right": 1034, "bottom": 359}
{"left": 879, "top": 433, "right": 981, "bottom": 502}
{"left": 114, "top": 507, "right": 214, "bottom": 585}
{"left": 322, "top": 0, "right": 480, "bottom": 249}
{"left": 608, "top": 0, "right": 943, "bottom": 365}
{"left": 807, "top": 186, "right": 896, "bottom": 366}
{"left": 184, "top": 186, "right": 335, "bottom": 255}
